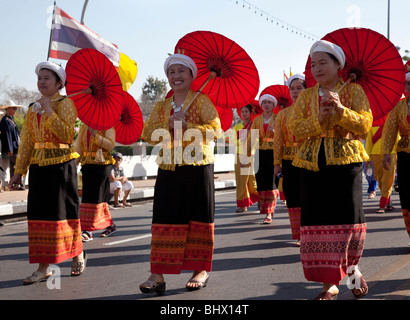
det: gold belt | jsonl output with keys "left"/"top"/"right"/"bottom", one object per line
{"left": 34, "top": 142, "right": 70, "bottom": 149}
{"left": 82, "top": 151, "right": 110, "bottom": 157}
{"left": 319, "top": 130, "right": 357, "bottom": 140}
{"left": 262, "top": 138, "right": 274, "bottom": 142}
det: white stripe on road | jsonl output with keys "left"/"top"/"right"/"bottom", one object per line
{"left": 102, "top": 233, "right": 152, "bottom": 246}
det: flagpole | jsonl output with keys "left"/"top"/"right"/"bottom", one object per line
{"left": 46, "top": 1, "right": 57, "bottom": 61}
{"left": 81, "top": 0, "right": 89, "bottom": 24}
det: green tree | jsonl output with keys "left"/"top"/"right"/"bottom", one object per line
{"left": 139, "top": 76, "right": 168, "bottom": 120}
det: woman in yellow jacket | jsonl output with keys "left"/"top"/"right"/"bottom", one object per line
{"left": 289, "top": 40, "right": 372, "bottom": 300}
{"left": 382, "top": 72, "right": 410, "bottom": 241}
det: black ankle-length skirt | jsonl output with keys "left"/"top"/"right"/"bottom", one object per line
{"left": 79, "top": 164, "right": 113, "bottom": 231}
{"left": 27, "top": 159, "right": 82, "bottom": 264}
{"left": 298, "top": 141, "right": 366, "bottom": 285}
{"left": 150, "top": 164, "right": 215, "bottom": 274}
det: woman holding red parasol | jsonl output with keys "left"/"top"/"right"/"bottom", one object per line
{"left": 139, "top": 53, "right": 221, "bottom": 294}
{"left": 248, "top": 93, "right": 280, "bottom": 224}
{"left": 273, "top": 74, "right": 306, "bottom": 246}
{"left": 288, "top": 40, "right": 372, "bottom": 300}
{"left": 74, "top": 123, "right": 117, "bottom": 241}
{"left": 9, "top": 62, "right": 86, "bottom": 284}
{"left": 233, "top": 103, "right": 260, "bottom": 213}
{"left": 381, "top": 71, "right": 410, "bottom": 242}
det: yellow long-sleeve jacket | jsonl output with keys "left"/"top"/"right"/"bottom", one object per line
{"left": 288, "top": 79, "right": 372, "bottom": 171}
{"left": 249, "top": 113, "right": 277, "bottom": 151}
{"left": 382, "top": 97, "right": 410, "bottom": 155}
{"left": 142, "top": 90, "right": 222, "bottom": 171}
{"left": 74, "top": 124, "right": 116, "bottom": 166}
{"left": 273, "top": 106, "right": 304, "bottom": 165}
{"left": 15, "top": 93, "right": 79, "bottom": 175}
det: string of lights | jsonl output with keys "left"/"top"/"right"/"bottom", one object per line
{"left": 230, "top": 0, "right": 320, "bottom": 42}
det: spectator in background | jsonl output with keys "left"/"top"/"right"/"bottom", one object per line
{"left": 0, "top": 100, "right": 24, "bottom": 190}
{"left": 110, "top": 152, "right": 133, "bottom": 208}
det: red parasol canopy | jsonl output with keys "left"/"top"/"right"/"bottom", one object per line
{"left": 66, "top": 48, "right": 124, "bottom": 130}
{"left": 260, "top": 85, "right": 293, "bottom": 114}
{"left": 304, "top": 27, "right": 405, "bottom": 126}
{"left": 114, "top": 91, "right": 143, "bottom": 145}
{"left": 174, "top": 30, "right": 260, "bottom": 109}
{"left": 215, "top": 105, "right": 233, "bottom": 131}
{"left": 237, "top": 100, "right": 263, "bottom": 121}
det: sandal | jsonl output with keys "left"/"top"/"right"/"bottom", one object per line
{"left": 376, "top": 208, "right": 385, "bottom": 214}
{"left": 81, "top": 231, "right": 93, "bottom": 242}
{"left": 114, "top": 203, "right": 124, "bottom": 208}
{"left": 186, "top": 273, "right": 209, "bottom": 291}
{"left": 100, "top": 224, "right": 117, "bottom": 237}
{"left": 314, "top": 291, "right": 338, "bottom": 300}
{"left": 235, "top": 207, "right": 247, "bottom": 213}
{"left": 23, "top": 270, "right": 52, "bottom": 285}
{"left": 123, "top": 202, "right": 132, "bottom": 207}
{"left": 139, "top": 279, "right": 166, "bottom": 295}
{"left": 263, "top": 217, "right": 272, "bottom": 224}
{"left": 71, "top": 251, "right": 87, "bottom": 277}
{"left": 351, "top": 275, "right": 368, "bottom": 298}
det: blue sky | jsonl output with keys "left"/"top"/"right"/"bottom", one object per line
{"left": 0, "top": 0, "right": 408, "bottom": 102}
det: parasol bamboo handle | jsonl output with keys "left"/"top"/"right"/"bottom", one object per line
{"left": 51, "top": 87, "right": 92, "bottom": 102}
{"left": 182, "top": 71, "right": 218, "bottom": 113}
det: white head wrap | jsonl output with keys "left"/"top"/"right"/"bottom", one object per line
{"left": 259, "top": 94, "right": 278, "bottom": 107}
{"left": 310, "top": 40, "right": 346, "bottom": 68}
{"left": 406, "top": 72, "right": 410, "bottom": 81}
{"left": 35, "top": 61, "right": 66, "bottom": 88}
{"left": 164, "top": 53, "right": 198, "bottom": 79}
{"left": 287, "top": 73, "right": 305, "bottom": 87}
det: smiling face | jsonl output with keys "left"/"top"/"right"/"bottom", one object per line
{"left": 167, "top": 64, "right": 193, "bottom": 94}
{"left": 37, "top": 68, "right": 62, "bottom": 97}
{"left": 311, "top": 51, "right": 341, "bottom": 87}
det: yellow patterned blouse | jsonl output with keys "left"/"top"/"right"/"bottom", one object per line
{"left": 382, "top": 97, "right": 410, "bottom": 155}
{"left": 15, "top": 93, "right": 79, "bottom": 175}
{"left": 74, "top": 124, "right": 115, "bottom": 166}
{"left": 273, "top": 106, "right": 304, "bottom": 165}
{"left": 248, "top": 113, "right": 277, "bottom": 151}
{"left": 142, "top": 90, "right": 222, "bottom": 171}
{"left": 288, "top": 79, "right": 372, "bottom": 171}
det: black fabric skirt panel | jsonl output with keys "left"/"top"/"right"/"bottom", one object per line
{"left": 255, "top": 149, "right": 278, "bottom": 191}
{"left": 300, "top": 141, "right": 364, "bottom": 226}
{"left": 397, "top": 152, "right": 410, "bottom": 209}
{"left": 27, "top": 159, "right": 79, "bottom": 221}
{"left": 281, "top": 159, "right": 302, "bottom": 208}
{"left": 81, "top": 164, "right": 111, "bottom": 204}
{"left": 153, "top": 164, "right": 215, "bottom": 225}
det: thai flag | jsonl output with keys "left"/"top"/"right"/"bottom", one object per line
{"left": 48, "top": 6, "right": 120, "bottom": 67}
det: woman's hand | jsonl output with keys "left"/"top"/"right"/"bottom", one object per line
{"left": 36, "top": 97, "right": 54, "bottom": 116}
{"left": 319, "top": 90, "right": 345, "bottom": 125}
{"left": 169, "top": 111, "right": 187, "bottom": 130}
{"left": 383, "top": 154, "right": 391, "bottom": 171}
{"left": 9, "top": 174, "right": 22, "bottom": 190}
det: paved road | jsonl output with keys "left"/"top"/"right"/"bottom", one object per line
{"left": 0, "top": 187, "right": 409, "bottom": 305}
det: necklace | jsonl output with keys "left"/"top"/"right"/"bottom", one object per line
{"left": 171, "top": 101, "right": 183, "bottom": 113}
{"left": 263, "top": 114, "right": 272, "bottom": 124}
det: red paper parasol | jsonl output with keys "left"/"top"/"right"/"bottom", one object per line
{"left": 237, "top": 100, "right": 263, "bottom": 121}
{"left": 215, "top": 105, "right": 233, "bottom": 131}
{"left": 174, "top": 30, "right": 260, "bottom": 109}
{"left": 66, "top": 48, "right": 124, "bottom": 130}
{"left": 260, "top": 85, "right": 293, "bottom": 114}
{"left": 304, "top": 27, "right": 405, "bottom": 126}
{"left": 114, "top": 91, "right": 143, "bottom": 145}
